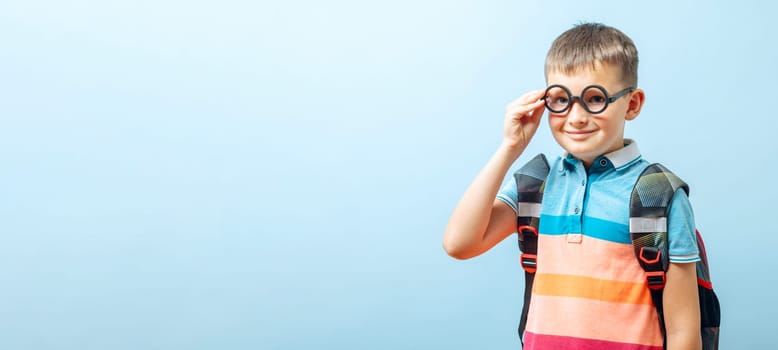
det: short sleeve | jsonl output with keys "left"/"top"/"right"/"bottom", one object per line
{"left": 496, "top": 178, "right": 518, "bottom": 215}
{"left": 667, "top": 190, "right": 700, "bottom": 263}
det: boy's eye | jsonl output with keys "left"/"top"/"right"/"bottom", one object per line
{"left": 587, "top": 95, "right": 605, "bottom": 104}
{"left": 543, "top": 86, "right": 572, "bottom": 112}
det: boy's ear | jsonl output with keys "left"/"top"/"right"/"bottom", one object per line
{"left": 625, "top": 89, "right": 645, "bottom": 121}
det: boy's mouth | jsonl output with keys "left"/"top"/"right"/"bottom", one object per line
{"left": 564, "top": 130, "right": 596, "bottom": 139}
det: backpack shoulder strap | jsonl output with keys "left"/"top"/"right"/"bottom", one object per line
{"left": 632, "top": 164, "right": 722, "bottom": 350}
{"left": 629, "top": 163, "right": 689, "bottom": 281}
{"left": 513, "top": 153, "right": 550, "bottom": 343}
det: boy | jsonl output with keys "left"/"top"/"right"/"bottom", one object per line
{"left": 442, "top": 23, "right": 702, "bottom": 350}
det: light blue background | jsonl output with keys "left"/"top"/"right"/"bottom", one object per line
{"left": 1, "top": 0, "right": 774, "bottom": 349}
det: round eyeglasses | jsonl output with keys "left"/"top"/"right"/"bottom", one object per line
{"left": 543, "top": 84, "right": 635, "bottom": 114}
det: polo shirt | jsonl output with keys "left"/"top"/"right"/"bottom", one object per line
{"left": 497, "top": 140, "right": 700, "bottom": 350}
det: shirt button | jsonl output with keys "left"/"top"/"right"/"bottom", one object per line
{"left": 600, "top": 159, "right": 608, "bottom": 167}
{"left": 574, "top": 207, "right": 580, "bottom": 214}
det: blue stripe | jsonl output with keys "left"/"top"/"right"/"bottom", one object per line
{"left": 539, "top": 214, "right": 631, "bottom": 244}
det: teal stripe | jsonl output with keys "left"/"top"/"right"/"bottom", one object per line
{"left": 538, "top": 215, "right": 573, "bottom": 235}
{"left": 585, "top": 216, "right": 630, "bottom": 244}
{"left": 539, "top": 215, "right": 631, "bottom": 244}
{"left": 670, "top": 256, "right": 701, "bottom": 263}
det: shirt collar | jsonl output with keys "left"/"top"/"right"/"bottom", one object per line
{"left": 559, "top": 139, "right": 642, "bottom": 172}
{"left": 606, "top": 139, "right": 642, "bottom": 170}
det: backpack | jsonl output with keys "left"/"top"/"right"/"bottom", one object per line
{"left": 513, "top": 154, "right": 720, "bottom": 350}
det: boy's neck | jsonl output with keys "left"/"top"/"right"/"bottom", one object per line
{"left": 567, "top": 139, "right": 632, "bottom": 170}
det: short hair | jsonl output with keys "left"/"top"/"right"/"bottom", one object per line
{"left": 545, "top": 23, "right": 638, "bottom": 87}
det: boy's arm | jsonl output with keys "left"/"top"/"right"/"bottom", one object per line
{"left": 442, "top": 90, "right": 546, "bottom": 260}
{"left": 663, "top": 262, "right": 702, "bottom": 350}
{"left": 442, "top": 147, "right": 525, "bottom": 259}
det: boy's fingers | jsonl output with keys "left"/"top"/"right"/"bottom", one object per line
{"left": 507, "top": 99, "right": 545, "bottom": 118}
{"left": 529, "top": 101, "right": 546, "bottom": 120}
{"left": 507, "top": 90, "right": 546, "bottom": 111}
{"left": 520, "top": 89, "right": 544, "bottom": 102}
{"left": 522, "top": 101, "right": 546, "bottom": 122}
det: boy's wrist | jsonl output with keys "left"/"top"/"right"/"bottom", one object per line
{"left": 497, "top": 140, "right": 525, "bottom": 162}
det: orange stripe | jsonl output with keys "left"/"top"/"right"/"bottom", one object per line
{"left": 533, "top": 273, "right": 653, "bottom": 305}
{"left": 526, "top": 295, "right": 663, "bottom": 346}
{"left": 537, "top": 234, "right": 646, "bottom": 283}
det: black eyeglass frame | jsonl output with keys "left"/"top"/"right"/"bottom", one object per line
{"left": 542, "top": 84, "right": 636, "bottom": 114}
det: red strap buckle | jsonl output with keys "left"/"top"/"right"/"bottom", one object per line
{"left": 646, "top": 271, "right": 666, "bottom": 290}
{"left": 639, "top": 247, "right": 661, "bottom": 264}
{"left": 520, "top": 254, "right": 537, "bottom": 273}
{"left": 638, "top": 247, "right": 665, "bottom": 290}
{"left": 518, "top": 225, "right": 538, "bottom": 236}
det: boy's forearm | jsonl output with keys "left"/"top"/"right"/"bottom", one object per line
{"left": 442, "top": 143, "right": 524, "bottom": 258}
{"left": 666, "top": 331, "right": 702, "bottom": 350}
{"left": 663, "top": 262, "right": 702, "bottom": 350}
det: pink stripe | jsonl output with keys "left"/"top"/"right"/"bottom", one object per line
{"left": 538, "top": 234, "right": 646, "bottom": 283}
{"left": 526, "top": 295, "right": 662, "bottom": 346}
{"left": 524, "top": 332, "right": 663, "bottom": 350}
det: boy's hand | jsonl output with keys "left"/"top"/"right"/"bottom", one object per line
{"left": 502, "top": 89, "right": 546, "bottom": 153}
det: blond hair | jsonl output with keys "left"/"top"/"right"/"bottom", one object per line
{"left": 545, "top": 23, "right": 638, "bottom": 86}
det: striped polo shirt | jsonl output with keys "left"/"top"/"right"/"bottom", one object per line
{"left": 497, "top": 140, "right": 700, "bottom": 350}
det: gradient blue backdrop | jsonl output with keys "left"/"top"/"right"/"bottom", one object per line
{"left": 1, "top": 0, "right": 774, "bottom": 349}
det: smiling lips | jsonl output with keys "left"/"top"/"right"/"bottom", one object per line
{"left": 565, "top": 130, "right": 596, "bottom": 139}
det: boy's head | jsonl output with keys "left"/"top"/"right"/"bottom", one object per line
{"left": 545, "top": 22, "right": 638, "bottom": 87}
{"left": 542, "top": 23, "right": 645, "bottom": 168}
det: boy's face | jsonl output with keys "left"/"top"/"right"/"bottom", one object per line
{"left": 545, "top": 63, "right": 638, "bottom": 167}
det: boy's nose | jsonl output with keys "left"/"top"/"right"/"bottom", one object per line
{"left": 566, "top": 101, "right": 589, "bottom": 125}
